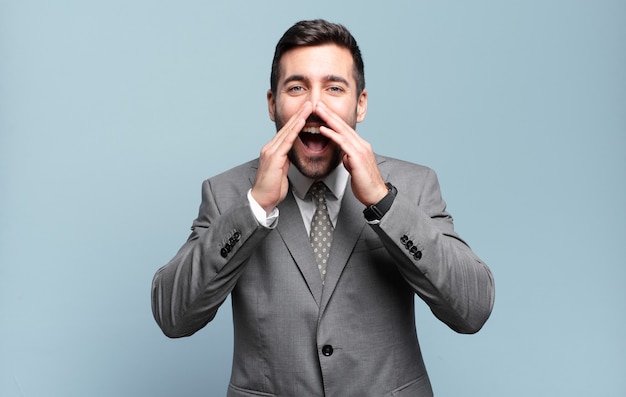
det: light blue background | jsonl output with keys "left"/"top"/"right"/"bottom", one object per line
{"left": 1, "top": 1, "right": 624, "bottom": 396}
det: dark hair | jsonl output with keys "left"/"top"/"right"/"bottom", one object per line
{"left": 270, "top": 19, "right": 365, "bottom": 96}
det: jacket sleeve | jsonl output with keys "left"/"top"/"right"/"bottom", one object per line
{"left": 371, "top": 167, "right": 495, "bottom": 334}
{"left": 151, "top": 179, "right": 272, "bottom": 338}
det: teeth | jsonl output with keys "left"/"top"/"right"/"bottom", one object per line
{"left": 302, "top": 126, "right": 321, "bottom": 134}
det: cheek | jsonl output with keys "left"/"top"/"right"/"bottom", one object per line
{"left": 329, "top": 102, "right": 358, "bottom": 124}
{"left": 276, "top": 100, "right": 300, "bottom": 120}
{"left": 325, "top": 97, "right": 356, "bottom": 114}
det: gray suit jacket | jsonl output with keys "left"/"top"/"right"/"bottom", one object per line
{"left": 152, "top": 155, "right": 495, "bottom": 396}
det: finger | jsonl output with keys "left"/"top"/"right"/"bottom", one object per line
{"left": 279, "top": 101, "right": 312, "bottom": 147}
{"left": 315, "top": 102, "right": 365, "bottom": 154}
{"left": 315, "top": 101, "right": 361, "bottom": 140}
{"left": 267, "top": 101, "right": 312, "bottom": 153}
{"left": 316, "top": 102, "right": 378, "bottom": 177}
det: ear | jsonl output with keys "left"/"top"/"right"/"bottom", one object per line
{"left": 267, "top": 89, "right": 276, "bottom": 121}
{"left": 356, "top": 88, "right": 368, "bottom": 123}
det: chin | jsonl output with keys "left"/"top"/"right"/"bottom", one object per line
{"left": 289, "top": 148, "right": 342, "bottom": 179}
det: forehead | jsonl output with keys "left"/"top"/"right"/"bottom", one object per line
{"left": 278, "top": 44, "right": 355, "bottom": 84}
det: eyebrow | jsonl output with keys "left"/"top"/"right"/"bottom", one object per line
{"left": 282, "top": 74, "right": 350, "bottom": 86}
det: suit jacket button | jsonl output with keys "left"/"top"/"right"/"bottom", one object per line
{"left": 414, "top": 251, "right": 422, "bottom": 260}
{"left": 220, "top": 247, "right": 228, "bottom": 258}
{"left": 321, "top": 345, "right": 333, "bottom": 356}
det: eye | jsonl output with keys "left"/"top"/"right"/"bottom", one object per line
{"left": 287, "top": 85, "right": 305, "bottom": 93}
{"left": 327, "top": 86, "right": 345, "bottom": 94}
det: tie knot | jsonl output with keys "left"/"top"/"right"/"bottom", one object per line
{"left": 310, "top": 181, "right": 328, "bottom": 201}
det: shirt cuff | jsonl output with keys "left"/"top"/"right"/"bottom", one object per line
{"left": 247, "top": 189, "right": 279, "bottom": 228}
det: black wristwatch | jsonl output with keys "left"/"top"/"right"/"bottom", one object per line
{"left": 363, "top": 182, "right": 397, "bottom": 221}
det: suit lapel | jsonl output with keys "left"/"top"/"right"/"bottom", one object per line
{"left": 276, "top": 191, "right": 324, "bottom": 307}
{"left": 319, "top": 182, "right": 366, "bottom": 315}
{"left": 248, "top": 161, "right": 323, "bottom": 306}
{"left": 319, "top": 157, "right": 390, "bottom": 315}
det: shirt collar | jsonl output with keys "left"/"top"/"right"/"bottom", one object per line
{"left": 288, "top": 163, "right": 349, "bottom": 201}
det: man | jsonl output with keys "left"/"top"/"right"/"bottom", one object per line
{"left": 152, "top": 19, "right": 495, "bottom": 396}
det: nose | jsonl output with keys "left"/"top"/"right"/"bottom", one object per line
{"left": 307, "top": 87, "right": 322, "bottom": 110}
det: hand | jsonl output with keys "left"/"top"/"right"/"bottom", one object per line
{"left": 251, "top": 101, "right": 313, "bottom": 214}
{"left": 315, "top": 101, "right": 388, "bottom": 206}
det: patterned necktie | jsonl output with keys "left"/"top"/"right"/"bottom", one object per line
{"left": 309, "top": 182, "right": 334, "bottom": 281}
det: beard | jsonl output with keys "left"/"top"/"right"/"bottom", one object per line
{"left": 286, "top": 144, "right": 344, "bottom": 180}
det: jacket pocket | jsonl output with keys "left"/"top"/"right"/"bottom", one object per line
{"left": 353, "top": 237, "right": 384, "bottom": 252}
{"left": 390, "top": 374, "right": 433, "bottom": 397}
{"left": 227, "top": 383, "right": 276, "bottom": 397}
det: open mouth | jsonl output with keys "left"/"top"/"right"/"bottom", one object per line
{"left": 299, "top": 126, "right": 330, "bottom": 152}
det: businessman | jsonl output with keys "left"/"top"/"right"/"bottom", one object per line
{"left": 152, "top": 19, "right": 495, "bottom": 396}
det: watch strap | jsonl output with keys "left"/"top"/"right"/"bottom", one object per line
{"left": 363, "top": 182, "right": 397, "bottom": 221}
